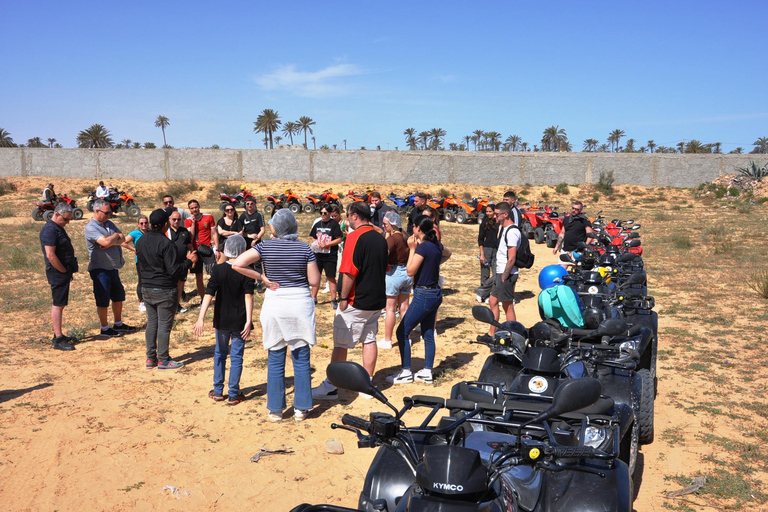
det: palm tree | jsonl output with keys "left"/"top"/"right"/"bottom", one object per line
{"left": 121, "top": 139, "right": 132, "bottom": 148}
{"left": 144, "top": 142, "right": 157, "bottom": 149}
{"left": 752, "top": 137, "right": 768, "bottom": 154}
{"left": 0, "top": 128, "right": 14, "bottom": 147}
{"left": 520, "top": 142, "right": 529, "bottom": 152}
{"left": 429, "top": 128, "right": 446, "bottom": 150}
{"left": 254, "top": 109, "right": 281, "bottom": 149}
{"left": 470, "top": 134, "right": 479, "bottom": 151}
{"left": 506, "top": 134, "right": 521, "bottom": 152}
{"left": 27, "top": 137, "right": 46, "bottom": 148}
{"left": 485, "top": 131, "right": 502, "bottom": 151}
{"left": 282, "top": 121, "right": 298, "bottom": 145}
{"left": 647, "top": 140, "right": 656, "bottom": 153}
{"left": 730, "top": 147, "right": 743, "bottom": 154}
{"left": 712, "top": 142, "right": 722, "bottom": 154}
{"left": 583, "top": 138, "right": 599, "bottom": 152}
{"left": 448, "top": 142, "right": 458, "bottom": 151}
{"left": 685, "top": 140, "right": 708, "bottom": 153}
{"left": 599, "top": 143, "right": 610, "bottom": 152}
{"left": 155, "top": 115, "right": 170, "bottom": 147}
{"left": 541, "top": 125, "right": 567, "bottom": 152}
{"left": 403, "top": 128, "right": 416, "bottom": 148}
{"left": 47, "top": 138, "right": 57, "bottom": 148}
{"left": 623, "top": 139, "right": 636, "bottom": 152}
{"left": 76, "top": 124, "right": 114, "bottom": 148}
{"left": 406, "top": 135, "right": 418, "bottom": 150}
{"left": 608, "top": 129, "right": 625, "bottom": 152}
{"left": 473, "top": 130, "right": 485, "bottom": 150}
{"left": 311, "top": 136, "right": 316, "bottom": 150}
{"left": 676, "top": 141, "right": 686, "bottom": 153}
{"left": 418, "top": 131, "right": 430, "bottom": 150}
{"left": 132, "top": 142, "right": 142, "bottom": 149}
{"left": 463, "top": 135, "right": 471, "bottom": 151}
{"left": 274, "top": 135, "right": 282, "bottom": 146}
{"left": 296, "top": 116, "right": 315, "bottom": 149}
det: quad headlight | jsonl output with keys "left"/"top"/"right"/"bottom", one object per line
{"left": 583, "top": 425, "right": 608, "bottom": 448}
{"left": 620, "top": 339, "right": 638, "bottom": 353}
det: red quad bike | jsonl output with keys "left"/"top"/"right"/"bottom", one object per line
{"left": 522, "top": 204, "right": 562, "bottom": 246}
{"left": 219, "top": 186, "right": 255, "bottom": 212}
{"left": 33, "top": 194, "right": 84, "bottom": 222}
{"left": 264, "top": 188, "right": 303, "bottom": 215}
{"left": 304, "top": 188, "right": 343, "bottom": 214}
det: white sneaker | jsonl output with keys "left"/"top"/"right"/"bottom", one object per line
{"left": 386, "top": 369, "right": 413, "bottom": 384}
{"left": 311, "top": 381, "right": 338, "bottom": 401}
{"left": 294, "top": 408, "right": 308, "bottom": 422}
{"left": 377, "top": 339, "right": 393, "bottom": 349}
{"left": 138, "top": 302, "right": 146, "bottom": 312}
{"left": 414, "top": 369, "right": 433, "bottom": 384}
{"left": 476, "top": 295, "right": 483, "bottom": 303}
{"left": 484, "top": 297, "right": 490, "bottom": 304}
{"left": 320, "top": 283, "right": 330, "bottom": 294}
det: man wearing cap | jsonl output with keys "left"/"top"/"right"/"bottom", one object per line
{"left": 136, "top": 209, "right": 198, "bottom": 370}
{"left": 84, "top": 199, "right": 136, "bottom": 337}
{"left": 95, "top": 181, "right": 110, "bottom": 199}
{"left": 40, "top": 202, "right": 79, "bottom": 351}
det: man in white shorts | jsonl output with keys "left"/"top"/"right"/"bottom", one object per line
{"left": 312, "top": 202, "right": 387, "bottom": 400}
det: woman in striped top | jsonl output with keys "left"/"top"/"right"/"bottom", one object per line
{"left": 232, "top": 209, "right": 320, "bottom": 422}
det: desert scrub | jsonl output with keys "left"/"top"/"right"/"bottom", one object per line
{"left": 595, "top": 170, "right": 615, "bottom": 194}
{"left": 0, "top": 179, "right": 17, "bottom": 196}
{"left": 438, "top": 187, "right": 451, "bottom": 197}
{"left": 554, "top": 183, "right": 570, "bottom": 195}
{"left": 747, "top": 268, "right": 768, "bottom": 299}
{"left": 159, "top": 180, "right": 200, "bottom": 201}
{"left": 670, "top": 234, "right": 693, "bottom": 250}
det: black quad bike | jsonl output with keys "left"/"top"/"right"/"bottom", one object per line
{"left": 292, "top": 361, "right": 633, "bottom": 512}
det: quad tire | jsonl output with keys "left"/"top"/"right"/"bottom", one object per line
{"left": 303, "top": 203, "right": 316, "bottom": 214}
{"left": 456, "top": 210, "right": 469, "bottom": 224}
{"left": 443, "top": 209, "right": 455, "bottom": 223}
{"left": 637, "top": 369, "right": 655, "bottom": 444}
{"left": 545, "top": 228, "right": 558, "bottom": 248}
{"left": 619, "top": 421, "right": 639, "bottom": 478}
{"left": 43, "top": 210, "right": 55, "bottom": 222}
{"left": 32, "top": 208, "right": 43, "bottom": 221}
{"left": 521, "top": 221, "right": 534, "bottom": 239}
{"left": 86, "top": 200, "right": 94, "bottom": 212}
{"left": 533, "top": 227, "right": 545, "bottom": 244}
{"left": 73, "top": 208, "right": 84, "bottom": 220}
{"left": 126, "top": 204, "right": 141, "bottom": 217}
{"left": 289, "top": 202, "right": 302, "bottom": 214}
{"left": 219, "top": 202, "right": 230, "bottom": 212}
{"left": 264, "top": 203, "right": 275, "bottom": 215}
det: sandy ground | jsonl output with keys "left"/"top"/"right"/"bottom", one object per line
{"left": 0, "top": 177, "right": 766, "bottom": 511}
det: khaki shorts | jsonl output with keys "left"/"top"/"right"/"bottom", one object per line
{"left": 333, "top": 306, "right": 381, "bottom": 349}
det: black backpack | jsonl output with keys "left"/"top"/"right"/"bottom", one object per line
{"left": 502, "top": 225, "right": 535, "bottom": 269}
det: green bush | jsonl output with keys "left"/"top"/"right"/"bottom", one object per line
{"left": 728, "top": 187, "right": 740, "bottom": 197}
{"left": 595, "top": 170, "right": 615, "bottom": 194}
{"left": 438, "top": 188, "right": 451, "bottom": 197}
{"left": 757, "top": 197, "right": 768, "bottom": 205}
{"left": 159, "top": 180, "right": 200, "bottom": 201}
{"left": 0, "top": 179, "right": 17, "bottom": 196}
{"left": 736, "top": 159, "right": 768, "bottom": 179}
{"left": 714, "top": 187, "right": 727, "bottom": 198}
{"left": 747, "top": 268, "right": 768, "bottom": 299}
{"left": 0, "top": 206, "right": 13, "bottom": 218}
{"left": 591, "top": 193, "right": 599, "bottom": 203}
{"left": 540, "top": 191, "right": 550, "bottom": 201}
{"left": 555, "top": 183, "right": 570, "bottom": 195}
{"left": 462, "top": 191, "right": 472, "bottom": 201}
{"left": 671, "top": 234, "right": 693, "bottom": 250}
{"left": 29, "top": 187, "right": 42, "bottom": 195}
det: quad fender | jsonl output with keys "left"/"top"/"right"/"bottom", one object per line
{"left": 477, "top": 354, "right": 522, "bottom": 385}
{"left": 358, "top": 444, "right": 419, "bottom": 512}
{"left": 539, "top": 460, "right": 633, "bottom": 512}
{"left": 595, "top": 368, "right": 636, "bottom": 420}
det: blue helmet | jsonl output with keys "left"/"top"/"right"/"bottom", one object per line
{"left": 538, "top": 265, "right": 568, "bottom": 290}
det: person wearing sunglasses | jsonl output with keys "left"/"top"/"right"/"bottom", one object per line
{"left": 216, "top": 206, "right": 243, "bottom": 263}
{"left": 161, "top": 195, "right": 190, "bottom": 221}
{"left": 84, "top": 199, "right": 136, "bottom": 337}
{"left": 39, "top": 202, "right": 79, "bottom": 351}
{"left": 553, "top": 200, "right": 594, "bottom": 256}
{"left": 122, "top": 215, "right": 150, "bottom": 312}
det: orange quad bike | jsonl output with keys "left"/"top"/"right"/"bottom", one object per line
{"left": 426, "top": 194, "right": 447, "bottom": 220}
{"left": 33, "top": 194, "right": 84, "bottom": 222}
{"left": 347, "top": 187, "right": 375, "bottom": 203}
{"left": 443, "top": 195, "right": 486, "bottom": 224}
{"left": 304, "top": 188, "right": 343, "bottom": 214}
{"left": 264, "top": 188, "right": 303, "bottom": 215}
{"left": 86, "top": 185, "right": 140, "bottom": 217}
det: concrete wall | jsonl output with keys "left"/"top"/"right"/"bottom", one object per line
{"left": 0, "top": 147, "right": 750, "bottom": 187}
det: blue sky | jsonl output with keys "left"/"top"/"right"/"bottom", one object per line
{"left": 2, "top": 0, "right": 766, "bottom": 152}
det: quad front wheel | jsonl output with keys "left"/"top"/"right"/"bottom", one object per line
{"left": 533, "top": 227, "right": 545, "bottom": 244}
{"left": 637, "top": 369, "right": 655, "bottom": 444}
{"left": 443, "top": 209, "right": 455, "bottom": 223}
{"left": 303, "top": 203, "right": 316, "bottom": 214}
{"left": 126, "top": 205, "right": 141, "bottom": 217}
{"left": 43, "top": 210, "right": 55, "bottom": 222}
{"left": 455, "top": 210, "right": 469, "bottom": 224}
{"left": 264, "top": 203, "right": 275, "bottom": 215}
{"left": 289, "top": 202, "right": 302, "bottom": 214}
{"left": 32, "top": 208, "right": 43, "bottom": 221}
{"left": 545, "top": 228, "right": 558, "bottom": 248}
{"left": 73, "top": 208, "right": 84, "bottom": 220}
{"left": 86, "top": 200, "right": 94, "bottom": 212}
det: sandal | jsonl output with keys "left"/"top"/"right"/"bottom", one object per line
{"left": 208, "top": 389, "right": 225, "bottom": 402}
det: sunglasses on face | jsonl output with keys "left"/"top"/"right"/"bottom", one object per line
{"left": 320, "top": 211, "right": 329, "bottom": 215}
{"left": 99, "top": 209, "right": 112, "bottom": 215}
{"left": 225, "top": 209, "right": 234, "bottom": 212}
{"left": 170, "top": 218, "right": 180, "bottom": 222}
{"left": 138, "top": 221, "right": 148, "bottom": 225}
{"left": 163, "top": 200, "right": 173, "bottom": 205}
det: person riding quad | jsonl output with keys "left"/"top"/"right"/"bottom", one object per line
{"left": 42, "top": 183, "right": 57, "bottom": 205}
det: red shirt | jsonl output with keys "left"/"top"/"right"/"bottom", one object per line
{"left": 185, "top": 214, "right": 215, "bottom": 248}
{"left": 338, "top": 225, "right": 387, "bottom": 310}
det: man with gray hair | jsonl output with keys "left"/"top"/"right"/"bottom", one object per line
{"left": 84, "top": 198, "right": 136, "bottom": 337}
{"left": 39, "top": 202, "right": 78, "bottom": 351}
{"left": 193, "top": 235, "right": 254, "bottom": 404}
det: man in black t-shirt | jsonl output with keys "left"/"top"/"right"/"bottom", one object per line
{"left": 167, "top": 210, "right": 194, "bottom": 310}
{"left": 309, "top": 206, "right": 343, "bottom": 308}
{"left": 406, "top": 192, "right": 428, "bottom": 235}
{"left": 240, "top": 197, "right": 266, "bottom": 291}
{"left": 39, "top": 202, "right": 78, "bottom": 351}
{"left": 554, "top": 200, "right": 594, "bottom": 255}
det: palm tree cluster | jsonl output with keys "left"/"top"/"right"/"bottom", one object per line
{"left": 254, "top": 110, "right": 315, "bottom": 149}
{"left": 404, "top": 128, "right": 533, "bottom": 152}
{"left": 580, "top": 130, "right": 768, "bottom": 155}
{"left": 0, "top": 129, "right": 63, "bottom": 148}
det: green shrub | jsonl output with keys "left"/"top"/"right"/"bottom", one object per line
{"left": 0, "top": 179, "right": 17, "bottom": 196}
{"left": 591, "top": 193, "right": 599, "bottom": 203}
{"left": 728, "top": 187, "right": 740, "bottom": 197}
{"left": 736, "top": 159, "right": 768, "bottom": 179}
{"left": 671, "top": 205, "right": 682, "bottom": 211}
{"left": 757, "top": 197, "right": 768, "bottom": 205}
{"left": 438, "top": 188, "right": 451, "bottom": 197}
{"left": 653, "top": 212, "right": 673, "bottom": 221}
{"left": 29, "top": 187, "right": 42, "bottom": 195}
{"left": 462, "top": 191, "right": 472, "bottom": 200}
{"left": 714, "top": 187, "right": 727, "bottom": 198}
{"left": 555, "top": 183, "right": 570, "bottom": 195}
{"left": 747, "top": 268, "right": 768, "bottom": 299}
{"left": 540, "top": 191, "right": 550, "bottom": 201}
{"left": 0, "top": 206, "right": 13, "bottom": 218}
{"left": 160, "top": 180, "right": 200, "bottom": 201}
{"left": 595, "top": 170, "right": 615, "bottom": 194}
{"left": 671, "top": 234, "right": 693, "bottom": 250}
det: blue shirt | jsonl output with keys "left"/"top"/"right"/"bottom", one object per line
{"left": 128, "top": 229, "right": 144, "bottom": 263}
{"left": 413, "top": 240, "right": 443, "bottom": 287}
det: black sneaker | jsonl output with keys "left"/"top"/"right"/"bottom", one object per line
{"left": 256, "top": 282, "right": 266, "bottom": 293}
{"left": 113, "top": 323, "right": 137, "bottom": 333}
{"left": 52, "top": 335, "right": 75, "bottom": 351}
{"left": 476, "top": 333, "right": 494, "bottom": 344}
{"left": 100, "top": 327, "right": 123, "bottom": 338}
{"left": 331, "top": 299, "right": 338, "bottom": 310}
{"left": 157, "top": 360, "right": 184, "bottom": 370}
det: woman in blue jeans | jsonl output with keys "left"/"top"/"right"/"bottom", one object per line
{"left": 232, "top": 209, "right": 320, "bottom": 421}
{"left": 387, "top": 215, "right": 452, "bottom": 385}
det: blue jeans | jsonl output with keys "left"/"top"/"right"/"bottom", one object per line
{"left": 396, "top": 287, "right": 442, "bottom": 370}
{"left": 267, "top": 345, "right": 312, "bottom": 413}
{"left": 214, "top": 329, "right": 246, "bottom": 397}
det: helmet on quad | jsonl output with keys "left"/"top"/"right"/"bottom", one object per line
{"left": 240, "top": 185, "right": 246, "bottom": 190}
{"left": 539, "top": 265, "right": 568, "bottom": 290}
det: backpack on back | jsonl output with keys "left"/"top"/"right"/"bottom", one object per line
{"left": 538, "top": 285, "right": 585, "bottom": 328}
{"left": 502, "top": 225, "right": 535, "bottom": 269}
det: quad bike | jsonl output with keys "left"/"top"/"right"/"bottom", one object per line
{"left": 442, "top": 195, "right": 482, "bottom": 224}
{"left": 425, "top": 195, "right": 446, "bottom": 219}
{"left": 469, "top": 196, "right": 492, "bottom": 223}
{"left": 304, "top": 188, "right": 343, "bottom": 214}
{"left": 218, "top": 186, "right": 255, "bottom": 211}
{"left": 86, "top": 185, "right": 140, "bottom": 217}
{"left": 264, "top": 188, "right": 303, "bottom": 215}
{"left": 347, "top": 188, "right": 375, "bottom": 203}
{"left": 387, "top": 192, "right": 411, "bottom": 213}
{"left": 291, "top": 361, "right": 634, "bottom": 512}
{"left": 33, "top": 194, "right": 84, "bottom": 222}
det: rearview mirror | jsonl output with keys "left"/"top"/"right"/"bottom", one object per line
{"left": 472, "top": 306, "right": 503, "bottom": 328}
{"left": 326, "top": 361, "right": 388, "bottom": 404}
